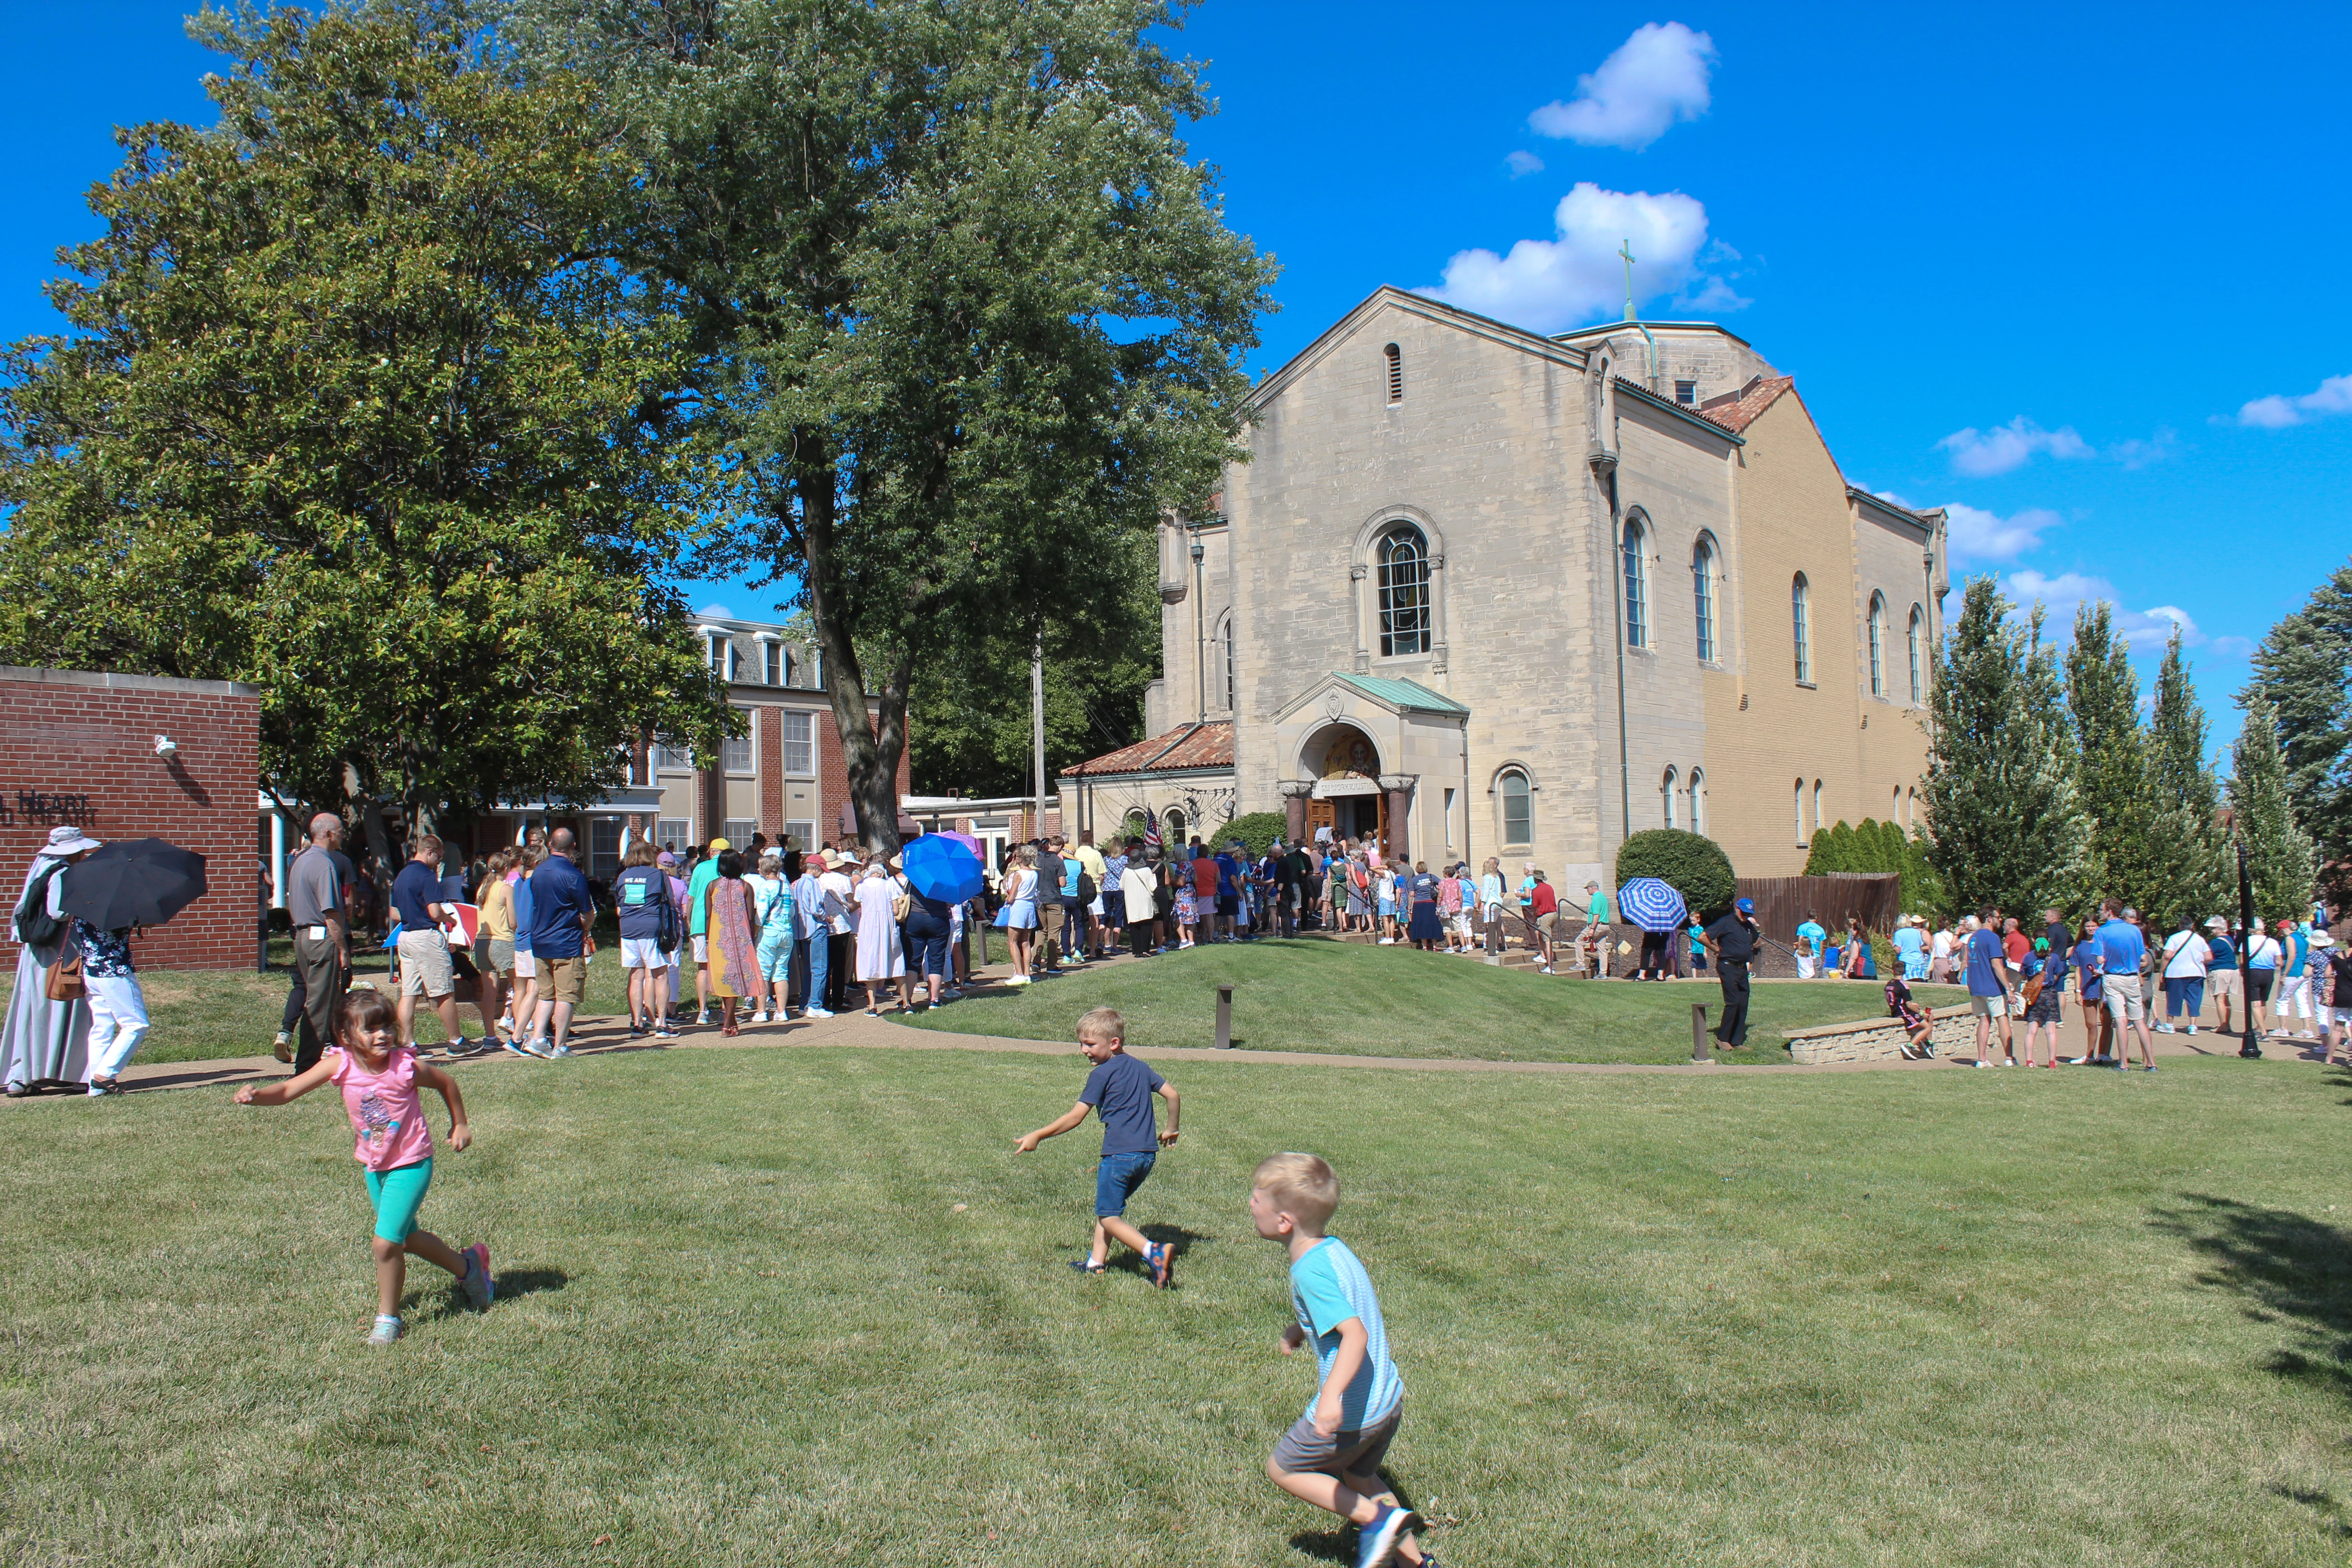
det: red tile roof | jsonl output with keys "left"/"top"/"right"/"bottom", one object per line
{"left": 1061, "top": 720, "right": 1235, "bottom": 778}
{"left": 1693, "top": 375, "right": 1794, "bottom": 433}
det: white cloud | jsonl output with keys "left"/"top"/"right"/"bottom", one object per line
{"left": 1504, "top": 149, "right": 1544, "bottom": 179}
{"left": 1423, "top": 182, "right": 1713, "bottom": 333}
{"left": 1673, "top": 274, "right": 1751, "bottom": 314}
{"left": 1937, "top": 416, "right": 2093, "bottom": 478}
{"left": 2003, "top": 570, "right": 2205, "bottom": 652}
{"left": 2235, "top": 373, "right": 2352, "bottom": 427}
{"left": 2107, "top": 428, "right": 2176, "bottom": 469}
{"left": 1943, "top": 502, "right": 2061, "bottom": 564}
{"left": 1529, "top": 22, "right": 1716, "bottom": 151}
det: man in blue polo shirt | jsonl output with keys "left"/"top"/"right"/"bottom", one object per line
{"left": 525, "top": 827, "right": 596, "bottom": 1058}
{"left": 2097, "top": 898, "right": 2156, "bottom": 1071}
{"left": 1964, "top": 906, "right": 2014, "bottom": 1067}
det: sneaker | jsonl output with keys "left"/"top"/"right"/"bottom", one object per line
{"left": 654, "top": 1023, "right": 678, "bottom": 1039}
{"left": 2155, "top": 1022, "right": 2176, "bottom": 1034}
{"left": 2185, "top": 1025, "right": 2199, "bottom": 1036}
{"left": 697, "top": 1009, "right": 715, "bottom": 1027}
{"left": 272, "top": 1030, "right": 294, "bottom": 1064}
{"left": 941, "top": 988, "right": 963, "bottom": 1001}
{"left": 628, "top": 1019, "right": 647, "bottom": 1039}
{"left": 752, "top": 1011, "right": 771, "bottom": 1024}
{"left": 1067, "top": 1258, "right": 1105, "bottom": 1276}
{"left": 1973, "top": 1060, "right": 1988, "bottom": 1068}
{"left": 461, "top": 1243, "right": 494, "bottom": 1311}
{"left": 1540, "top": 965, "right": 1554, "bottom": 975}
{"left": 1004, "top": 975, "right": 1031, "bottom": 988}
{"left": 1146, "top": 1240, "right": 1173, "bottom": 1290}
{"left": 367, "top": 1314, "right": 404, "bottom": 1347}
{"left": 2143, "top": 1064, "right": 2158, "bottom": 1073}
{"left": 522, "top": 1036, "right": 554, "bottom": 1059}
{"left": 500, "top": 1033, "right": 534, "bottom": 1058}
{"left": 2002, "top": 1058, "right": 2017, "bottom": 1067}
{"left": 1355, "top": 1504, "right": 1418, "bottom": 1568}
{"left": 803, "top": 1006, "right": 835, "bottom": 1018}
{"left": 547, "top": 1043, "right": 573, "bottom": 1059}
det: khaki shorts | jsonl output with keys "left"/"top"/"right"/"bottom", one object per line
{"left": 397, "top": 931, "right": 453, "bottom": 999}
{"left": 541, "top": 955, "right": 587, "bottom": 1006}
{"left": 2102, "top": 972, "right": 2146, "bottom": 1023}
{"left": 2207, "top": 968, "right": 2241, "bottom": 999}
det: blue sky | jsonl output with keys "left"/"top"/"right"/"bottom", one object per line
{"left": 9, "top": 3, "right": 2349, "bottom": 755}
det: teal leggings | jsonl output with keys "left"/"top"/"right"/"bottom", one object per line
{"left": 364, "top": 1158, "right": 433, "bottom": 1244}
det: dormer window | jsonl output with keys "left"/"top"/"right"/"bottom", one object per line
{"left": 1384, "top": 343, "right": 1402, "bottom": 406}
{"left": 1675, "top": 379, "right": 1697, "bottom": 406}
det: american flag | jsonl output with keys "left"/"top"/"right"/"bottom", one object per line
{"left": 1144, "top": 811, "right": 1163, "bottom": 853}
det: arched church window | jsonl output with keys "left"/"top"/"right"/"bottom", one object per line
{"left": 1221, "top": 617, "right": 1235, "bottom": 711}
{"left": 1791, "top": 573, "right": 1812, "bottom": 683}
{"left": 1692, "top": 535, "right": 1717, "bottom": 662}
{"left": 1377, "top": 525, "right": 1430, "bottom": 657}
{"left": 1794, "top": 779, "right": 1806, "bottom": 846}
{"left": 1499, "top": 769, "right": 1532, "bottom": 847}
{"left": 1907, "top": 604, "right": 1925, "bottom": 703}
{"left": 1868, "top": 592, "right": 1886, "bottom": 697}
{"left": 1384, "top": 343, "right": 1402, "bottom": 405}
{"left": 1662, "top": 766, "right": 1679, "bottom": 829}
{"left": 1164, "top": 808, "right": 1186, "bottom": 845}
{"left": 1689, "top": 767, "right": 1706, "bottom": 835}
{"left": 1622, "top": 518, "right": 1649, "bottom": 648}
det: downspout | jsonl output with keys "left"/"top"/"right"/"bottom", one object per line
{"left": 1610, "top": 481, "right": 1632, "bottom": 853}
{"left": 1636, "top": 323, "right": 1661, "bottom": 396}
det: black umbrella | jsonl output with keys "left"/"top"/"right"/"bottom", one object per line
{"left": 59, "top": 838, "right": 209, "bottom": 931}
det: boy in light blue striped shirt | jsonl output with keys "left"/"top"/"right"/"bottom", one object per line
{"left": 1250, "top": 1152, "right": 1436, "bottom": 1568}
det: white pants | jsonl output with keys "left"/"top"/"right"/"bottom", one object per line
{"left": 2276, "top": 972, "right": 2313, "bottom": 1022}
{"left": 86, "top": 973, "right": 150, "bottom": 1081}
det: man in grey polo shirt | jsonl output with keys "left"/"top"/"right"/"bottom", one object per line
{"left": 283, "top": 813, "right": 351, "bottom": 1073}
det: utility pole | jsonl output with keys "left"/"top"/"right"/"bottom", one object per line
{"left": 1032, "top": 629, "right": 1048, "bottom": 840}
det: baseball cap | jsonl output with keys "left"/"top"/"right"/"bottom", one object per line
{"left": 1735, "top": 897, "right": 1755, "bottom": 914}
{"left": 708, "top": 836, "right": 731, "bottom": 851}
{"left": 656, "top": 851, "right": 676, "bottom": 868}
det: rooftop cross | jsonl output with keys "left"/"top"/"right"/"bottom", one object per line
{"left": 1618, "top": 238, "right": 1637, "bottom": 322}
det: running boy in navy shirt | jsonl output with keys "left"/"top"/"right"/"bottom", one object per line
{"left": 1250, "top": 1151, "right": 1432, "bottom": 1568}
{"left": 1015, "top": 1006, "right": 1181, "bottom": 1285}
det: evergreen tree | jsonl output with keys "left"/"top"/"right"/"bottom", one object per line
{"left": 2241, "top": 559, "right": 2352, "bottom": 882}
{"left": 2143, "top": 627, "right": 2231, "bottom": 925}
{"left": 1923, "top": 578, "right": 2091, "bottom": 916}
{"left": 1827, "top": 820, "right": 1859, "bottom": 872}
{"left": 2063, "top": 602, "right": 2141, "bottom": 898}
{"left": 2229, "top": 696, "right": 2318, "bottom": 920}
{"left": 1803, "top": 827, "right": 1838, "bottom": 875}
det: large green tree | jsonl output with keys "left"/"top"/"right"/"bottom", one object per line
{"left": 2136, "top": 626, "right": 2231, "bottom": 926}
{"left": 510, "top": 0, "right": 1275, "bottom": 852}
{"left": 2241, "top": 558, "right": 2352, "bottom": 885}
{"left": 0, "top": 2, "right": 725, "bottom": 851}
{"left": 2063, "top": 601, "right": 2141, "bottom": 897}
{"left": 1921, "top": 577, "right": 2090, "bottom": 916}
{"left": 2229, "top": 696, "right": 2318, "bottom": 920}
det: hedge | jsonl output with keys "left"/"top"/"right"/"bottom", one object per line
{"left": 1613, "top": 829, "right": 1738, "bottom": 919}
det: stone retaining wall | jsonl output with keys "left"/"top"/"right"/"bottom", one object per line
{"left": 1783, "top": 1011, "right": 1979, "bottom": 1065}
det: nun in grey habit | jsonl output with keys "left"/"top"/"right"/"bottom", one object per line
{"left": 2, "top": 825, "right": 100, "bottom": 1097}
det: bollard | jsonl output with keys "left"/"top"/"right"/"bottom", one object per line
{"left": 1691, "top": 1002, "right": 1712, "bottom": 1063}
{"left": 1215, "top": 983, "right": 1234, "bottom": 1049}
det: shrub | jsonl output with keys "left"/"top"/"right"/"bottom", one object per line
{"left": 1220, "top": 811, "right": 1289, "bottom": 860}
{"left": 1614, "top": 829, "right": 1738, "bottom": 919}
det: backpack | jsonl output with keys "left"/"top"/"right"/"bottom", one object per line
{"left": 652, "top": 872, "right": 685, "bottom": 951}
{"left": 15, "top": 860, "right": 68, "bottom": 948}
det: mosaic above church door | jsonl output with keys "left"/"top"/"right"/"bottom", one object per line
{"left": 1320, "top": 731, "right": 1379, "bottom": 779}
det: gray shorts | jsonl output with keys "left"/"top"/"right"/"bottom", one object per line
{"left": 1270, "top": 1400, "right": 1401, "bottom": 1480}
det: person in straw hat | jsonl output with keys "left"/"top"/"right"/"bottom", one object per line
{"left": 3, "top": 825, "right": 103, "bottom": 1097}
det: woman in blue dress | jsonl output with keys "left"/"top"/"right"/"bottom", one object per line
{"left": 998, "top": 847, "right": 1040, "bottom": 985}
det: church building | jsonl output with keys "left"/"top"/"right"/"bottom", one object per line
{"left": 1060, "top": 286, "right": 1949, "bottom": 888}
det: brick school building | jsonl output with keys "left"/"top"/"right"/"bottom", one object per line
{"left": 0, "top": 666, "right": 260, "bottom": 970}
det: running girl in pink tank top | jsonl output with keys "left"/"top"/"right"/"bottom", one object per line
{"left": 236, "top": 989, "right": 492, "bottom": 1345}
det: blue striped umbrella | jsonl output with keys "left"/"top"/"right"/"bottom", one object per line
{"left": 1617, "top": 876, "right": 1689, "bottom": 933}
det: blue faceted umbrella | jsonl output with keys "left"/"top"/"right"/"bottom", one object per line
{"left": 902, "top": 833, "right": 986, "bottom": 905}
{"left": 1617, "top": 877, "right": 1689, "bottom": 933}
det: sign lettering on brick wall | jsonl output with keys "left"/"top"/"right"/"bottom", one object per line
{"left": 0, "top": 791, "right": 97, "bottom": 827}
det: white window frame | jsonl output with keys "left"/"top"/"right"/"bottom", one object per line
{"left": 1661, "top": 766, "right": 1678, "bottom": 829}
{"left": 1689, "top": 768, "right": 1705, "bottom": 836}
{"left": 655, "top": 817, "right": 692, "bottom": 853}
{"left": 1692, "top": 536, "right": 1716, "bottom": 663}
{"left": 723, "top": 708, "right": 754, "bottom": 775}
{"left": 782, "top": 710, "right": 815, "bottom": 775}
{"left": 1498, "top": 768, "right": 1533, "bottom": 848}
{"left": 1908, "top": 605, "right": 1925, "bottom": 703}
{"left": 1623, "top": 519, "right": 1649, "bottom": 649}
{"left": 1868, "top": 592, "right": 1886, "bottom": 697}
{"left": 1792, "top": 573, "right": 1812, "bottom": 684}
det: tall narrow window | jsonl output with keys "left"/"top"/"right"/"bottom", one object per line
{"left": 781, "top": 711, "right": 814, "bottom": 774}
{"left": 1692, "top": 536, "right": 1717, "bottom": 662}
{"left": 1794, "top": 779, "right": 1806, "bottom": 846}
{"left": 1384, "top": 343, "right": 1402, "bottom": 405}
{"left": 1907, "top": 605, "right": 1925, "bottom": 703}
{"left": 1662, "top": 766, "right": 1679, "bottom": 829}
{"left": 1499, "top": 769, "right": 1532, "bottom": 846}
{"left": 1222, "top": 617, "right": 1235, "bottom": 710}
{"left": 1791, "top": 573, "right": 1812, "bottom": 683}
{"left": 764, "top": 641, "right": 782, "bottom": 686}
{"left": 723, "top": 709, "right": 753, "bottom": 774}
{"left": 1868, "top": 593, "right": 1886, "bottom": 697}
{"left": 1622, "top": 519, "right": 1648, "bottom": 648}
{"left": 1813, "top": 779, "right": 1824, "bottom": 834}
{"left": 1377, "top": 524, "right": 1430, "bottom": 657}
{"left": 1689, "top": 768, "right": 1706, "bottom": 836}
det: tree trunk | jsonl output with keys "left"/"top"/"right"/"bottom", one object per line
{"left": 343, "top": 760, "right": 397, "bottom": 899}
{"left": 796, "top": 461, "right": 911, "bottom": 858}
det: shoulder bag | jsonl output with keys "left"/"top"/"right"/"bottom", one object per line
{"left": 45, "top": 949, "right": 83, "bottom": 1002}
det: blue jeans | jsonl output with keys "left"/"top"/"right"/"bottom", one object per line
{"left": 805, "top": 931, "right": 830, "bottom": 1010}
{"left": 2165, "top": 975, "right": 2204, "bottom": 1019}
{"left": 1095, "top": 1150, "right": 1156, "bottom": 1218}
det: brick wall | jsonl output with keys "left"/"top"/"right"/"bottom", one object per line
{"left": 0, "top": 667, "right": 260, "bottom": 970}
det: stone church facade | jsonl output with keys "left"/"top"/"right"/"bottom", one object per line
{"left": 1061, "top": 287, "right": 1948, "bottom": 886}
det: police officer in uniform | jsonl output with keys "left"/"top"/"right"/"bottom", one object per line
{"left": 1703, "top": 896, "right": 1761, "bottom": 1049}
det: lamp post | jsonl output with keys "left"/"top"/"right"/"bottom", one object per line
{"left": 2235, "top": 836, "right": 2262, "bottom": 1059}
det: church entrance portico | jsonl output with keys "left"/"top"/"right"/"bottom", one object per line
{"left": 1272, "top": 673, "right": 1468, "bottom": 866}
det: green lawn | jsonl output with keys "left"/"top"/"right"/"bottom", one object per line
{"left": 900, "top": 936, "right": 1966, "bottom": 1064}
{"left": 4, "top": 1046, "right": 2349, "bottom": 1565}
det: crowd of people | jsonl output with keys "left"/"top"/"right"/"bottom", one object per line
{"left": 1873, "top": 898, "right": 2350, "bottom": 1069}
